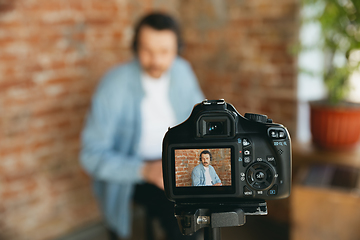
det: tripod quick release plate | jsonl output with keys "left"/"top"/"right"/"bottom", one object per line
{"left": 174, "top": 201, "right": 267, "bottom": 235}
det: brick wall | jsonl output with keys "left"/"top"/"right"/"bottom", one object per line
{"left": 179, "top": 0, "right": 299, "bottom": 134}
{"left": 175, "top": 149, "right": 231, "bottom": 187}
{"left": 0, "top": 0, "right": 298, "bottom": 239}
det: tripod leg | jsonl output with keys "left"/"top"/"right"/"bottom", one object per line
{"left": 204, "top": 227, "right": 221, "bottom": 240}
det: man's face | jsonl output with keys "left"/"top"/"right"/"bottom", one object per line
{"left": 137, "top": 25, "right": 177, "bottom": 78}
{"left": 201, "top": 153, "right": 211, "bottom": 167}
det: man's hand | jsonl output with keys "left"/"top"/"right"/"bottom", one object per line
{"left": 141, "top": 160, "right": 164, "bottom": 190}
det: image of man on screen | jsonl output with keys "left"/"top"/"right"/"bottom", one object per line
{"left": 191, "top": 150, "right": 222, "bottom": 186}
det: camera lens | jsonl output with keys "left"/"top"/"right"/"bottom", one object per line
{"left": 207, "top": 122, "right": 224, "bottom": 135}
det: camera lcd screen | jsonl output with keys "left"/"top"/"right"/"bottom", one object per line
{"left": 174, "top": 148, "right": 232, "bottom": 188}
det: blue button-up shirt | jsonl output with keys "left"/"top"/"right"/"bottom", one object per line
{"left": 191, "top": 163, "right": 222, "bottom": 186}
{"left": 80, "top": 57, "right": 204, "bottom": 238}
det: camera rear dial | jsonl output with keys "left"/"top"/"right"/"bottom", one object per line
{"left": 246, "top": 162, "right": 276, "bottom": 190}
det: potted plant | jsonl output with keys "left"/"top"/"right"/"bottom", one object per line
{"left": 303, "top": 0, "right": 360, "bottom": 150}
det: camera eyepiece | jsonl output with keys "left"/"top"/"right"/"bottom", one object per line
{"left": 208, "top": 122, "right": 224, "bottom": 135}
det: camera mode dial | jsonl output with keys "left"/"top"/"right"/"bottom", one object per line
{"left": 246, "top": 162, "right": 275, "bottom": 190}
{"left": 244, "top": 113, "right": 272, "bottom": 123}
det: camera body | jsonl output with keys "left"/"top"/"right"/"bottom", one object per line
{"left": 162, "top": 99, "right": 291, "bottom": 203}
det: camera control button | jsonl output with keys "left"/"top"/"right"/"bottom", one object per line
{"left": 243, "top": 149, "right": 251, "bottom": 156}
{"left": 266, "top": 156, "right": 276, "bottom": 166}
{"left": 279, "top": 131, "right": 285, "bottom": 138}
{"left": 246, "top": 170, "right": 254, "bottom": 184}
{"left": 243, "top": 186, "right": 253, "bottom": 196}
{"left": 242, "top": 138, "right": 251, "bottom": 146}
{"left": 253, "top": 182, "right": 262, "bottom": 189}
{"left": 246, "top": 163, "right": 275, "bottom": 190}
{"left": 243, "top": 156, "right": 251, "bottom": 167}
{"left": 268, "top": 185, "right": 278, "bottom": 195}
{"left": 270, "top": 130, "right": 278, "bottom": 138}
{"left": 254, "top": 170, "right": 266, "bottom": 181}
{"left": 268, "top": 128, "right": 287, "bottom": 139}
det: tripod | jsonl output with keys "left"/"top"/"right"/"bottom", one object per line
{"left": 174, "top": 201, "right": 267, "bottom": 240}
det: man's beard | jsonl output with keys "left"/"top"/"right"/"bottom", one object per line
{"left": 144, "top": 65, "right": 167, "bottom": 78}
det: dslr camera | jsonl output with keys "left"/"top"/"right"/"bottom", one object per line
{"left": 162, "top": 99, "right": 291, "bottom": 204}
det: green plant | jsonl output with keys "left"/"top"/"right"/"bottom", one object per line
{"left": 303, "top": 0, "right": 360, "bottom": 104}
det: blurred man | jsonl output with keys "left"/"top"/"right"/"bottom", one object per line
{"left": 80, "top": 13, "right": 204, "bottom": 240}
{"left": 191, "top": 150, "right": 222, "bottom": 186}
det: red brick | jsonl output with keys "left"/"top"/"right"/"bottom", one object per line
{"left": 0, "top": 0, "right": 298, "bottom": 239}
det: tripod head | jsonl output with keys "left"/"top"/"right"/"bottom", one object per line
{"left": 175, "top": 200, "right": 268, "bottom": 240}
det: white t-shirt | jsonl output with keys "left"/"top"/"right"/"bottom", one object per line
{"left": 139, "top": 72, "right": 176, "bottom": 160}
{"left": 204, "top": 166, "right": 213, "bottom": 186}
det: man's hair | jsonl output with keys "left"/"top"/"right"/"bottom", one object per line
{"left": 132, "top": 12, "right": 183, "bottom": 54}
{"left": 199, "top": 150, "right": 213, "bottom": 161}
